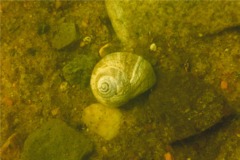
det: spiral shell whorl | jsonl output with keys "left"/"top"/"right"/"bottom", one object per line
{"left": 91, "top": 52, "right": 156, "bottom": 107}
{"left": 97, "top": 76, "right": 117, "bottom": 98}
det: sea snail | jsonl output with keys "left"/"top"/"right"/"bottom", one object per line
{"left": 90, "top": 52, "right": 156, "bottom": 107}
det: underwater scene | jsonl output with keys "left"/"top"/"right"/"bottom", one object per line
{"left": 0, "top": 1, "right": 240, "bottom": 160}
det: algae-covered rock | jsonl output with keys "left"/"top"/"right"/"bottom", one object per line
{"left": 51, "top": 22, "right": 79, "bottom": 50}
{"left": 105, "top": 0, "right": 240, "bottom": 48}
{"left": 21, "top": 119, "right": 93, "bottom": 160}
{"left": 149, "top": 70, "right": 232, "bottom": 142}
{"left": 213, "top": 117, "right": 240, "bottom": 160}
{"left": 172, "top": 116, "right": 240, "bottom": 160}
{"left": 62, "top": 54, "right": 97, "bottom": 87}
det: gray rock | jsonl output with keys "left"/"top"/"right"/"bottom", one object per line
{"left": 21, "top": 119, "right": 93, "bottom": 160}
{"left": 51, "top": 23, "right": 79, "bottom": 50}
{"left": 105, "top": 0, "right": 240, "bottom": 49}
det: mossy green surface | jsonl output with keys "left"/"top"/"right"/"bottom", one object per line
{"left": 1, "top": 1, "right": 239, "bottom": 160}
{"left": 21, "top": 119, "right": 93, "bottom": 160}
{"left": 62, "top": 54, "right": 97, "bottom": 87}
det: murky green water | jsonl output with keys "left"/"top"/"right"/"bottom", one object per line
{"left": 1, "top": 1, "right": 240, "bottom": 160}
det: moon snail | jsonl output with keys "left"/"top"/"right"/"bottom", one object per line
{"left": 90, "top": 52, "right": 156, "bottom": 107}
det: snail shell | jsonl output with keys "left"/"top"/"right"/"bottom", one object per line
{"left": 90, "top": 52, "right": 156, "bottom": 107}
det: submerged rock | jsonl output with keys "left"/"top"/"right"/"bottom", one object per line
{"left": 105, "top": 1, "right": 240, "bottom": 49}
{"left": 172, "top": 116, "right": 240, "bottom": 160}
{"left": 51, "top": 22, "right": 79, "bottom": 50}
{"left": 149, "top": 70, "right": 232, "bottom": 142}
{"left": 82, "top": 103, "right": 122, "bottom": 140}
{"left": 21, "top": 119, "right": 93, "bottom": 160}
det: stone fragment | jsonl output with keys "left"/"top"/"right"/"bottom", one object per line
{"left": 21, "top": 119, "right": 93, "bottom": 160}
{"left": 82, "top": 103, "right": 122, "bottom": 140}
{"left": 51, "top": 22, "right": 79, "bottom": 50}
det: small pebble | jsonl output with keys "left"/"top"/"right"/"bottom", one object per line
{"left": 198, "top": 33, "right": 203, "bottom": 37}
{"left": 51, "top": 108, "right": 60, "bottom": 116}
{"left": 80, "top": 36, "right": 92, "bottom": 47}
{"left": 164, "top": 152, "right": 173, "bottom": 160}
{"left": 51, "top": 22, "right": 78, "bottom": 50}
{"left": 220, "top": 80, "right": 228, "bottom": 90}
{"left": 59, "top": 82, "right": 68, "bottom": 91}
{"left": 82, "top": 103, "right": 122, "bottom": 140}
{"left": 149, "top": 43, "right": 157, "bottom": 51}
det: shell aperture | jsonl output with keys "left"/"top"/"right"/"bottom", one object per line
{"left": 90, "top": 52, "right": 156, "bottom": 107}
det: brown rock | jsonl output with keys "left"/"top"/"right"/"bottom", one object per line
{"left": 149, "top": 69, "right": 232, "bottom": 142}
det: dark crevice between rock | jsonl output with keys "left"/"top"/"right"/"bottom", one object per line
{"left": 171, "top": 114, "right": 237, "bottom": 146}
